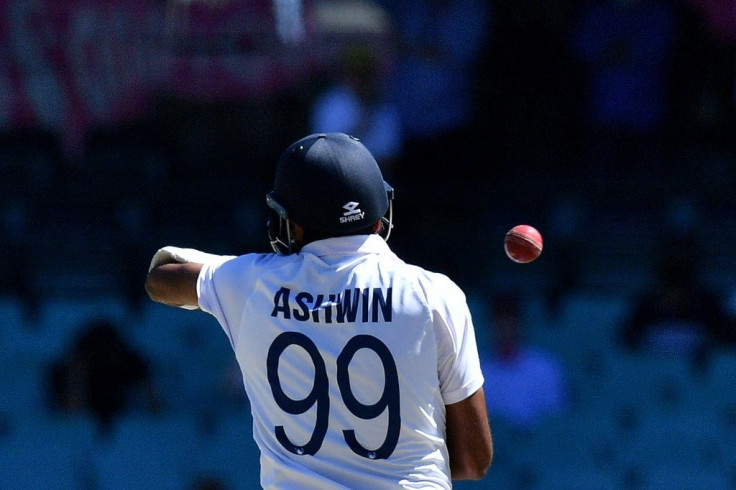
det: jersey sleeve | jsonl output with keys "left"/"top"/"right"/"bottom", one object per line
{"left": 197, "top": 255, "right": 243, "bottom": 348}
{"left": 428, "top": 274, "right": 485, "bottom": 406}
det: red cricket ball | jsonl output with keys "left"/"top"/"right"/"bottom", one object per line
{"left": 504, "top": 225, "right": 543, "bottom": 264}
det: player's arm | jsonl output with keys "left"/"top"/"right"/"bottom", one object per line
{"left": 146, "top": 262, "right": 201, "bottom": 308}
{"left": 145, "top": 246, "right": 226, "bottom": 309}
{"left": 445, "top": 387, "right": 493, "bottom": 480}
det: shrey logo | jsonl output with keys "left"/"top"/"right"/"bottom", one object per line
{"left": 340, "top": 202, "right": 365, "bottom": 223}
{"left": 342, "top": 202, "right": 362, "bottom": 216}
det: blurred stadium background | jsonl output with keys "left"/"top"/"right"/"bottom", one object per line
{"left": 1, "top": 0, "right": 736, "bottom": 488}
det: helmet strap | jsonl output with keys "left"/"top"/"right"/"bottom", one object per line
{"left": 268, "top": 212, "right": 299, "bottom": 254}
{"left": 379, "top": 195, "right": 393, "bottom": 242}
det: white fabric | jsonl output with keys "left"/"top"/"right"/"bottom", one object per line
{"left": 198, "top": 235, "right": 483, "bottom": 489}
{"left": 148, "top": 246, "right": 227, "bottom": 272}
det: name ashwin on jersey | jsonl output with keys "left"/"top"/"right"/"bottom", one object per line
{"left": 271, "top": 287, "right": 392, "bottom": 323}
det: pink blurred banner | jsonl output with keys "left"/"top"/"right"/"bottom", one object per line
{"left": 0, "top": 0, "right": 315, "bottom": 157}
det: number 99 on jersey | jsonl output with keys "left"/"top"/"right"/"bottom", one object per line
{"left": 266, "top": 332, "right": 401, "bottom": 459}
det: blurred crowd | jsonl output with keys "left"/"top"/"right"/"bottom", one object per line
{"left": 0, "top": 0, "right": 734, "bottom": 304}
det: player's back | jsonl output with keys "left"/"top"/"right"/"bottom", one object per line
{"left": 198, "top": 235, "right": 467, "bottom": 489}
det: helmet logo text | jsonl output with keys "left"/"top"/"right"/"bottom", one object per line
{"left": 340, "top": 202, "right": 365, "bottom": 223}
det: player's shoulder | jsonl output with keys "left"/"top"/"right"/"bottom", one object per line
{"left": 404, "top": 261, "right": 461, "bottom": 289}
{"left": 399, "top": 262, "right": 468, "bottom": 304}
{"left": 214, "top": 251, "right": 300, "bottom": 276}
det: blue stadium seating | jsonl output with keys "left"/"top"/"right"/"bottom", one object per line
{"left": 2, "top": 287, "right": 736, "bottom": 489}
{"left": 91, "top": 413, "right": 199, "bottom": 490}
{"left": 0, "top": 414, "right": 96, "bottom": 490}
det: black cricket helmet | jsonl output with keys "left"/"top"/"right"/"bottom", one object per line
{"left": 266, "top": 133, "right": 394, "bottom": 254}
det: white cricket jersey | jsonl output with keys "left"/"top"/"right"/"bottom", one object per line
{"left": 197, "top": 234, "right": 484, "bottom": 489}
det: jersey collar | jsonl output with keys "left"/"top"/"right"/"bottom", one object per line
{"left": 300, "top": 234, "right": 393, "bottom": 258}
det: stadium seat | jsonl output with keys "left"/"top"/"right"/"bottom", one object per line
{"left": 638, "top": 466, "right": 731, "bottom": 489}
{"left": 705, "top": 350, "right": 736, "bottom": 400}
{"left": 91, "top": 413, "right": 199, "bottom": 490}
{"left": 27, "top": 296, "right": 131, "bottom": 362}
{"left": 620, "top": 411, "right": 723, "bottom": 470}
{"left": 578, "top": 350, "right": 697, "bottom": 418}
{"left": 0, "top": 296, "right": 28, "bottom": 357}
{"left": 0, "top": 295, "right": 26, "bottom": 330}
{"left": 538, "top": 465, "right": 621, "bottom": 490}
{"left": 190, "top": 411, "right": 262, "bottom": 490}
{"left": 133, "top": 302, "right": 235, "bottom": 412}
{"left": 0, "top": 414, "right": 96, "bottom": 490}
{"left": 133, "top": 302, "right": 219, "bottom": 359}
{"left": 552, "top": 292, "right": 631, "bottom": 356}
{"left": 0, "top": 358, "right": 48, "bottom": 426}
